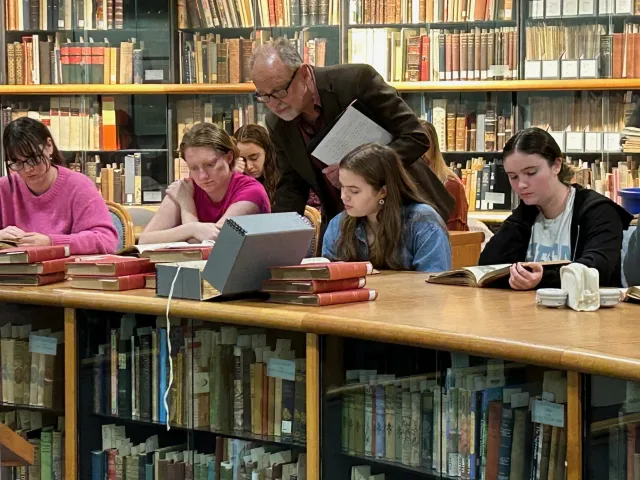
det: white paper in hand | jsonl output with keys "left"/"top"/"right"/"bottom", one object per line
{"left": 311, "top": 105, "right": 393, "bottom": 165}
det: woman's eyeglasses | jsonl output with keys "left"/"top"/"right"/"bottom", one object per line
{"left": 7, "top": 156, "right": 45, "bottom": 172}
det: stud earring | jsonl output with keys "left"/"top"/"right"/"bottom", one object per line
{"left": 379, "top": 199, "right": 385, "bottom": 205}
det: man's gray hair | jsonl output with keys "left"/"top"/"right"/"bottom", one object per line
{"left": 249, "top": 37, "right": 303, "bottom": 73}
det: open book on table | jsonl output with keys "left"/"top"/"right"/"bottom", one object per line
{"left": 121, "top": 240, "right": 215, "bottom": 255}
{"left": 426, "top": 261, "right": 571, "bottom": 288}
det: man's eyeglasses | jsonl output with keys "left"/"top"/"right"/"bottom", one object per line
{"left": 254, "top": 68, "right": 299, "bottom": 104}
{"left": 7, "top": 155, "right": 45, "bottom": 172}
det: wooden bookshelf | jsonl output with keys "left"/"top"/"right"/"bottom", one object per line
{"left": 4, "top": 79, "right": 640, "bottom": 95}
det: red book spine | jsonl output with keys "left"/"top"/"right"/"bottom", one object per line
{"left": 35, "top": 271, "right": 67, "bottom": 285}
{"left": 420, "top": 34, "right": 430, "bottom": 81}
{"left": 115, "top": 274, "right": 146, "bottom": 290}
{"left": 323, "top": 262, "right": 374, "bottom": 280}
{"left": 315, "top": 288, "right": 377, "bottom": 306}
{"left": 485, "top": 401, "right": 502, "bottom": 480}
{"left": 18, "top": 246, "right": 69, "bottom": 263}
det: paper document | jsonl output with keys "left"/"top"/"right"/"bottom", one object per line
{"left": 134, "top": 241, "right": 214, "bottom": 253}
{"left": 311, "top": 105, "right": 393, "bottom": 165}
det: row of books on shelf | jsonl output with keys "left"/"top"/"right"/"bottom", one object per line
{"left": 93, "top": 426, "right": 306, "bottom": 480}
{"left": 570, "top": 158, "right": 639, "bottom": 203}
{"left": 349, "top": 27, "right": 518, "bottom": 83}
{"left": 91, "top": 318, "right": 308, "bottom": 441}
{"left": 4, "top": 0, "right": 124, "bottom": 31}
{"left": 524, "top": 23, "right": 640, "bottom": 80}
{"left": 7, "top": 33, "right": 144, "bottom": 86}
{"left": 178, "top": 0, "right": 338, "bottom": 28}
{"left": 4, "top": 96, "right": 131, "bottom": 152}
{"left": 0, "top": 411, "right": 64, "bottom": 480}
{"left": 340, "top": 363, "right": 568, "bottom": 479}
{"left": 179, "top": 33, "right": 330, "bottom": 85}
{"left": 348, "top": 0, "right": 514, "bottom": 25}
{"left": 0, "top": 323, "right": 63, "bottom": 411}
{"left": 528, "top": 0, "right": 640, "bottom": 17}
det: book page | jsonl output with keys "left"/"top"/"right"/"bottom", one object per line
{"left": 311, "top": 106, "right": 393, "bottom": 165}
{"left": 135, "top": 241, "right": 214, "bottom": 253}
{"left": 462, "top": 264, "right": 512, "bottom": 284}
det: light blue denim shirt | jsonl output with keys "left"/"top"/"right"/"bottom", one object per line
{"left": 322, "top": 203, "right": 452, "bottom": 273}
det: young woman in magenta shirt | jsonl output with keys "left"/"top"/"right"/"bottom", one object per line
{"left": 0, "top": 117, "right": 118, "bottom": 255}
{"left": 140, "top": 123, "right": 271, "bottom": 244}
{"left": 322, "top": 143, "right": 451, "bottom": 273}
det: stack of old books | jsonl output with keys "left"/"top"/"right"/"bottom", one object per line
{"left": 0, "top": 245, "right": 71, "bottom": 286}
{"left": 263, "top": 261, "right": 377, "bottom": 306}
{"left": 66, "top": 255, "right": 155, "bottom": 291}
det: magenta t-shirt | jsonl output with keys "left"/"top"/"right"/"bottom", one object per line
{"left": 193, "top": 172, "right": 271, "bottom": 223}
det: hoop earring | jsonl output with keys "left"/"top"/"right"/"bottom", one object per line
{"left": 379, "top": 199, "right": 385, "bottom": 205}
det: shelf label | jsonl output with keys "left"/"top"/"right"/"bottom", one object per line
{"left": 563, "top": 0, "right": 579, "bottom": 14}
{"left": 281, "top": 420, "right": 292, "bottom": 434}
{"left": 546, "top": 0, "right": 562, "bottom": 16}
{"left": 542, "top": 60, "right": 560, "bottom": 79}
{"left": 584, "top": 132, "right": 603, "bottom": 152}
{"left": 550, "top": 131, "right": 566, "bottom": 151}
{"left": 531, "top": 0, "right": 545, "bottom": 16}
{"left": 561, "top": 60, "right": 579, "bottom": 79}
{"left": 511, "top": 392, "right": 530, "bottom": 408}
{"left": 579, "top": 0, "right": 596, "bottom": 14}
{"left": 490, "top": 65, "right": 509, "bottom": 77}
{"left": 532, "top": 399, "right": 565, "bottom": 428}
{"left": 604, "top": 133, "right": 622, "bottom": 152}
{"left": 599, "top": 0, "right": 614, "bottom": 13}
{"left": 616, "top": 0, "right": 632, "bottom": 12}
{"left": 29, "top": 334, "right": 57, "bottom": 356}
{"left": 267, "top": 358, "right": 296, "bottom": 381}
{"left": 503, "top": 388, "right": 522, "bottom": 404}
{"left": 579, "top": 59, "right": 598, "bottom": 78}
{"left": 487, "top": 359, "right": 505, "bottom": 387}
{"left": 525, "top": 61, "right": 542, "bottom": 79}
{"left": 566, "top": 132, "right": 584, "bottom": 152}
{"left": 145, "top": 70, "right": 164, "bottom": 81}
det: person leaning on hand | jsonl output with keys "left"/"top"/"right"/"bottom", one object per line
{"left": 249, "top": 38, "right": 454, "bottom": 230}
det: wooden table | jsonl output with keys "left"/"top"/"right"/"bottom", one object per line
{"left": 1, "top": 272, "right": 638, "bottom": 380}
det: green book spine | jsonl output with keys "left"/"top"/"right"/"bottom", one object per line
{"left": 40, "top": 431, "right": 53, "bottom": 480}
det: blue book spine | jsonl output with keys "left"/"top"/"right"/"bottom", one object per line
{"left": 375, "top": 384, "right": 385, "bottom": 458}
{"left": 145, "top": 463, "right": 154, "bottom": 480}
{"left": 91, "top": 451, "right": 104, "bottom": 480}
{"left": 208, "top": 459, "right": 216, "bottom": 480}
{"left": 159, "top": 328, "right": 167, "bottom": 423}
{"left": 497, "top": 406, "right": 514, "bottom": 480}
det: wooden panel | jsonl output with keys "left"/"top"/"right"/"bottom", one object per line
{"left": 306, "top": 334, "right": 320, "bottom": 480}
{"left": 3, "top": 79, "right": 640, "bottom": 96}
{"left": 449, "top": 231, "right": 484, "bottom": 269}
{"left": 567, "top": 371, "right": 582, "bottom": 480}
{"left": 0, "top": 424, "right": 34, "bottom": 467}
{"left": 0, "top": 275, "right": 639, "bottom": 379}
{"left": 391, "top": 78, "right": 640, "bottom": 91}
{"left": 64, "top": 308, "right": 77, "bottom": 480}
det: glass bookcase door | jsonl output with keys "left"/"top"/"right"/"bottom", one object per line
{"left": 586, "top": 375, "right": 640, "bottom": 480}
{"left": 403, "top": 91, "right": 516, "bottom": 213}
{"left": 3, "top": 0, "right": 171, "bottom": 86}
{"left": 517, "top": 89, "right": 639, "bottom": 204}
{"left": 321, "top": 337, "right": 570, "bottom": 480}
{"left": 0, "top": 304, "right": 66, "bottom": 480}
{"left": 77, "top": 309, "right": 309, "bottom": 479}
{"left": 0, "top": 94, "right": 170, "bottom": 205}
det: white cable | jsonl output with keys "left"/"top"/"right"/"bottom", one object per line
{"left": 163, "top": 266, "right": 181, "bottom": 431}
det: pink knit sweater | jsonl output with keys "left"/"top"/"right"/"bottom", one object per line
{"left": 0, "top": 166, "right": 119, "bottom": 254}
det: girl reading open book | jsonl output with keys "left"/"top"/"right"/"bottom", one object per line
{"left": 322, "top": 143, "right": 451, "bottom": 273}
{"left": 479, "top": 127, "right": 633, "bottom": 290}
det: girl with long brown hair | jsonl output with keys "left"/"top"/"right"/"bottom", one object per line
{"left": 140, "top": 123, "right": 271, "bottom": 244}
{"left": 419, "top": 120, "right": 469, "bottom": 231}
{"left": 322, "top": 143, "right": 451, "bottom": 272}
{"left": 233, "top": 124, "right": 280, "bottom": 204}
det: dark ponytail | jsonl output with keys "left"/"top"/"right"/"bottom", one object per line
{"left": 503, "top": 127, "right": 574, "bottom": 184}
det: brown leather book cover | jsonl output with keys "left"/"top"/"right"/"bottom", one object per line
{"left": 445, "top": 32, "right": 453, "bottom": 80}
{"left": 452, "top": 32, "right": 461, "bottom": 80}
{"left": 268, "top": 288, "right": 378, "bottom": 306}
{"left": 0, "top": 271, "right": 66, "bottom": 286}
{"left": 226, "top": 38, "right": 241, "bottom": 84}
{"left": 66, "top": 255, "right": 154, "bottom": 277}
{"left": 625, "top": 31, "right": 634, "bottom": 78}
{"left": 270, "top": 261, "right": 373, "bottom": 281}
{"left": 460, "top": 32, "right": 468, "bottom": 80}
{"left": 420, "top": 34, "right": 431, "bottom": 81}
{"left": 0, "top": 245, "right": 70, "bottom": 264}
{"left": 262, "top": 276, "right": 367, "bottom": 294}
{"left": 613, "top": 33, "right": 624, "bottom": 79}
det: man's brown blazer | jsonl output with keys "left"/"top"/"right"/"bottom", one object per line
{"left": 266, "top": 63, "right": 455, "bottom": 224}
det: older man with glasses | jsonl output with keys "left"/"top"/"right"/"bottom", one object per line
{"left": 249, "top": 37, "right": 454, "bottom": 232}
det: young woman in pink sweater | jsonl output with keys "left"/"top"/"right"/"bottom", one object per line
{"left": 0, "top": 117, "right": 119, "bottom": 254}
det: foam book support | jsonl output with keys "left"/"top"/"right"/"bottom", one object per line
{"left": 156, "top": 212, "right": 314, "bottom": 300}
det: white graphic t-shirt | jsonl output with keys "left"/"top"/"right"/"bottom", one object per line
{"left": 526, "top": 187, "right": 576, "bottom": 262}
